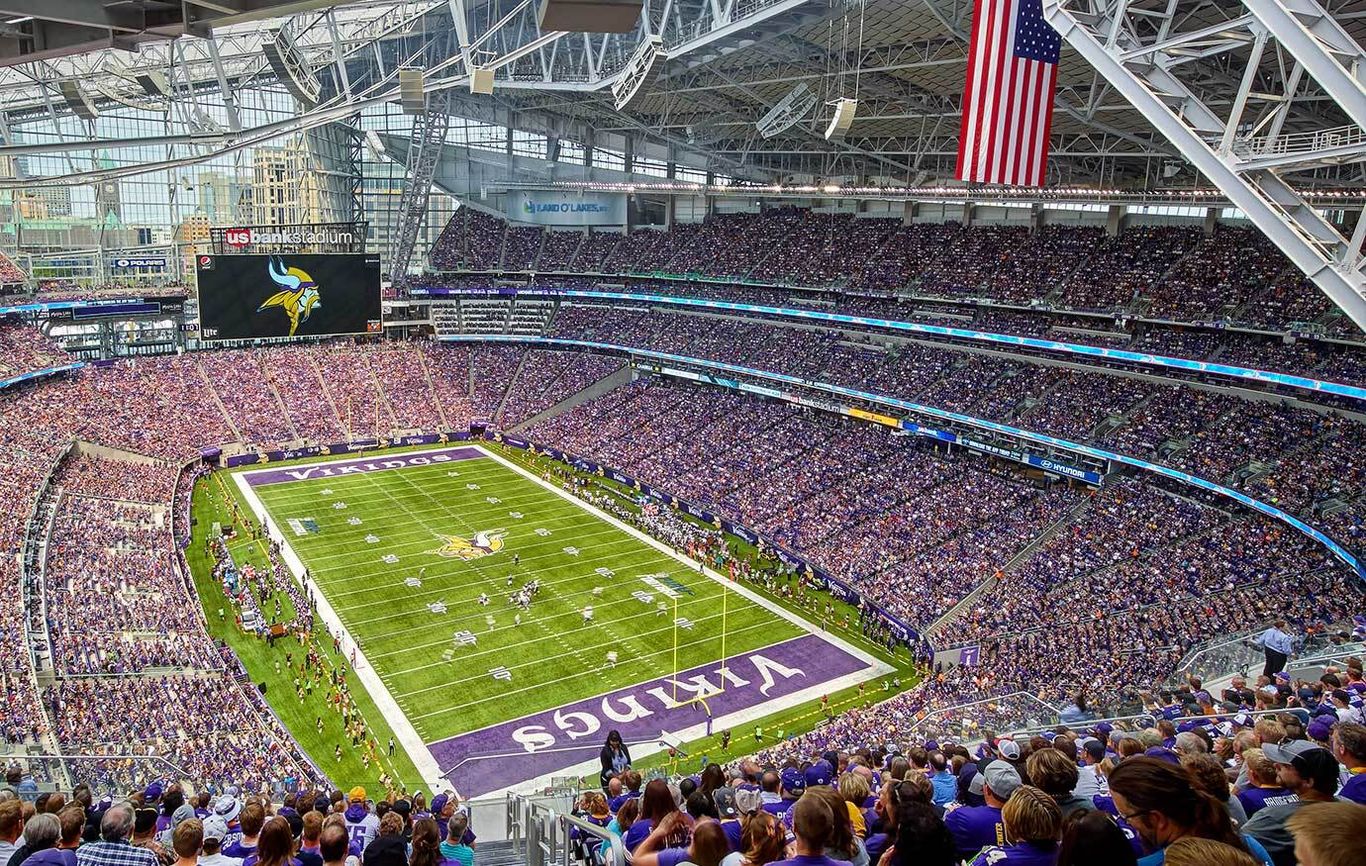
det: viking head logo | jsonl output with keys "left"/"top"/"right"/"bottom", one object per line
{"left": 257, "top": 257, "right": 321, "bottom": 336}
{"left": 427, "top": 529, "right": 507, "bottom": 560}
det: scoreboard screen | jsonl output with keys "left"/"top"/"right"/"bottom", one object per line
{"left": 196, "top": 254, "right": 381, "bottom": 340}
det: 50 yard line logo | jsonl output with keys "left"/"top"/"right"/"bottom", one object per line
{"left": 426, "top": 529, "right": 508, "bottom": 561}
{"left": 257, "top": 257, "right": 322, "bottom": 336}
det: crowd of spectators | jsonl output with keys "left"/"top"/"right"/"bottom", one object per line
{"left": 523, "top": 381, "right": 1361, "bottom": 716}
{"left": 0, "top": 252, "right": 26, "bottom": 284}
{"left": 0, "top": 297, "right": 1362, "bottom": 833}
{"left": 0, "top": 322, "right": 71, "bottom": 381}
{"left": 423, "top": 207, "right": 1366, "bottom": 338}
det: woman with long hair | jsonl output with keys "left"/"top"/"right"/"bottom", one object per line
{"left": 632, "top": 815, "right": 729, "bottom": 866}
{"left": 888, "top": 801, "right": 955, "bottom": 866}
{"left": 623, "top": 780, "right": 679, "bottom": 853}
{"left": 804, "top": 789, "right": 868, "bottom": 866}
{"left": 698, "top": 765, "right": 726, "bottom": 799}
{"left": 1106, "top": 757, "right": 1273, "bottom": 866}
{"left": 251, "top": 817, "right": 300, "bottom": 866}
{"left": 866, "top": 776, "right": 934, "bottom": 864}
{"left": 600, "top": 730, "right": 632, "bottom": 791}
{"left": 408, "top": 819, "right": 444, "bottom": 866}
{"left": 720, "top": 812, "right": 786, "bottom": 866}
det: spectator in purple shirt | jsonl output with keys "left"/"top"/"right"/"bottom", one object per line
{"left": 1331, "top": 722, "right": 1366, "bottom": 804}
{"left": 945, "top": 761, "right": 1019, "bottom": 861}
{"left": 241, "top": 819, "right": 300, "bottom": 866}
{"left": 1235, "top": 751, "right": 1299, "bottom": 818}
{"left": 632, "top": 814, "right": 728, "bottom": 866}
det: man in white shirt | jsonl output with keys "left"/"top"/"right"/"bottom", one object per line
{"left": 1258, "top": 621, "right": 1295, "bottom": 677}
{"left": 1073, "top": 739, "right": 1108, "bottom": 799}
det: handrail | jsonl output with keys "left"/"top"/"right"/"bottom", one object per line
{"left": 561, "top": 813, "right": 627, "bottom": 866}
{"left": 1001, "top": 707, "right": 1311, "bottom": 741}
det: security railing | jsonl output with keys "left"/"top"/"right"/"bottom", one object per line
{"left": 506, "top": 792, "right": 626, "bottom": 866}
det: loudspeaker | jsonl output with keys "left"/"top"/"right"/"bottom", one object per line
{"left": 58, "top": 80, "right": 98, "bottom": 121}
{"left": 398, "top": 69, "right": 425, "bottom": 114}
{"left": 469, "top": 67, "right": 495, "bottom": 95}
{"left": 538, "top": 0, "right": 642, "bottom": 32}
{"left": 824, "top": 98, "right": 858, "bottom": 140}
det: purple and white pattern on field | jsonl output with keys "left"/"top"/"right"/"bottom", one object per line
{"left": 428, "top": 632, "right": 873, "bottom": 796}
{"left": 243, "top": 447, "right": 484, "bottom": 486}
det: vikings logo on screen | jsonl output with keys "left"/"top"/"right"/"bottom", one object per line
{"left": 256, "top": 258, "right": 322, "bottom": 336}
{"left": 427, "top": 529, "right": 507, "bottom": 560}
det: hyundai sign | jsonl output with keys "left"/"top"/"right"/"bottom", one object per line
{"left": 506, "top": 191, "right": 626, "bottom": 226}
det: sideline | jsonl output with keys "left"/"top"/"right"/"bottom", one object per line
{"left": 231, "top": 471, "right": 448, "bottom": 790}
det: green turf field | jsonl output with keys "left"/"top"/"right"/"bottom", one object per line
{"left": 238, "top": 447, "right": 805, "bottom": 745}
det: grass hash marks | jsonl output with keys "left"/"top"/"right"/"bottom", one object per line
{"left": 249, "top": 453, "right": 802, "bottom": 743}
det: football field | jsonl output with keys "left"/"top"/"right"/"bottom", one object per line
{"left": 233, "top": 444, "right": 890, "bottom": 795}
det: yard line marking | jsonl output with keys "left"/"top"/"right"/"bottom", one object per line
{"left": 291, "top": 520, "right": 625, "bottom": 566}
{"left": 404, "top": 618, "right": 780, "bottom": 718}
{"left": 369, "top": 589, "right": 768, "bottom": 670}
{"left": 332, "top": 550, "right": 680, "bottom": 613}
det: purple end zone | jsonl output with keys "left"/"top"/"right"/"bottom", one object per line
{"left": 428, "top": 632, "right": 872, "bottom": 797}
{"left": 243, "top": 446, "right": 485, "bottom": 486}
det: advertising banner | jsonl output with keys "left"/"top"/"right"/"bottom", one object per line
{"left": 961, "top": 437, "right": 1024, "bottom": 462}
{"left": 222, "top": 432, "right": 468, "bottom": 467}
{"left": 196, "top": 253, "right": 381, "bottom": 341}
{"left": 507, "top": 192, "right": 627, "bottom": 227}
{"left": 210, "top": 223, "right": 366, "bottom": 255}
{"left": 110, "top": 256, "right": 167, "bottom": 270}
{"left": 844, "top": 406, "right": 901, "bottom": 427}
{"left": 1026, "top": 454, "right": 1102, "bottom": 484}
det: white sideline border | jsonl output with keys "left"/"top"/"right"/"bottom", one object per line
{"left": 232, "top": 468, "right": 448, "bottom": 791}
{"left": 230, "top": 443, "right": 895, "bottom": 797}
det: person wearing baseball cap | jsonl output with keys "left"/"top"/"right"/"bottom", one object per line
{"left": 197, "top": 817, "right": 238, "bottom": 866}
{"left": 803, "top": 762, "right": 832, "bottom": 790}
{"left": 712, "top": 788, "right": 742, "bottom": 852}
{"left": 1074, "top": 739, "right": 1108, "bottom": 800}
{"left": 1243, "top": 741, "right": 1342, "bottom": 866}
{"left": 342, "top": 790, "right": 377, "bottom": 855}
{"left": 771, "top": 768, "right": 804, "bottom": 815}
{"left": 945, "top": 760, "right": 1019, "bottom": 861}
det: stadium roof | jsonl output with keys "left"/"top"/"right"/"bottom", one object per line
{"left": 0, "top": 0, "right": 1359, "bottom": 188}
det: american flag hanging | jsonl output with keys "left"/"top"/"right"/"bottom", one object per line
{"left": 956, "top": 0, "right": 1061, "bottom": 187}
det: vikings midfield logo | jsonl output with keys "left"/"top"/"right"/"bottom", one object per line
{"left": 257, "top": 257, "right": 322, "bottom": 337}
{"left": 427, "top": 529, "right": 507, "bottom": 561}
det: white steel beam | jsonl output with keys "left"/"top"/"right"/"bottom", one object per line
{"left": 1242, "top": 0, "right": 1366, "bottom": 129}
{"left": 1044, "top": 0, "right": 1366, "bottom": 331}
